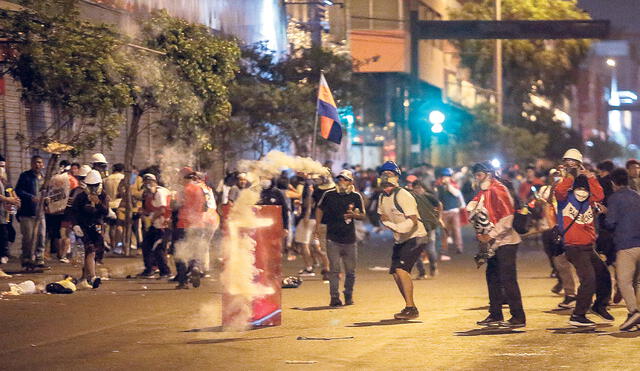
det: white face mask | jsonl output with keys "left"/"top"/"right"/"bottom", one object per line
{"left": 574, "top": 189, "right": 589, "bottom": 202}
{"left": 260, "top": 179, "right": 271, "bottom": 189}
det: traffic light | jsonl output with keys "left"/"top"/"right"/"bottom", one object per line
{"left": 428, "top": 110, "right": 445, "bottom": 133}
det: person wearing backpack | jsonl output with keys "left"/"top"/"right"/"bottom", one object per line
{"left": 377, "top": 161, "right": 427, "bottom": 320}
{"left": 467, "top": 161, "right": 526, "bottom": 328}
{"left": 411, "top": 180, "right": 443, "bottom": 279}
{"left": 555, "top": 149, "right": 612, "bottom": 327}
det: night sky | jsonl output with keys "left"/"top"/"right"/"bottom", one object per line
{"left": 578, "top": 0, "right": 640, "bottom": 34}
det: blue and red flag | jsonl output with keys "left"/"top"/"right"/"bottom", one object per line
{"left": 316, "top": 73, "right": 342, "bottom": 145}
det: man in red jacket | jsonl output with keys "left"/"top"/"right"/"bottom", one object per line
{"left": 555, "top": 148, "right": 613, "bottom": 327}
{"left": 467, "top": 162, "right": 526, "bottom": 328}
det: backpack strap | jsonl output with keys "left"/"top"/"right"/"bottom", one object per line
{"left": 391, "top": 187, "right": 404, "bottom": 215}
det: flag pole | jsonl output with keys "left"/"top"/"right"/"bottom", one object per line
{"left": 311, "top": 109, "right": 319, "bottom": 159}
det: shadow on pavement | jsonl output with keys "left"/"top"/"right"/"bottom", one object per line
{"left": 547, "top": 324, "right": 612, "bottom": 334}
{"left": 183, "top": 326, "right": 224, "bottom": 333}
{"left": 347, "top": 319, "right": 422, "bottom": 327}
{"left": 455, "top": 328, "right": 525, "bottom": 336}
{"left": 542, "top": 309, "right": 572, "bottom": 315}
{"left": 463, "top": 306, "right": 489, "bottom": 311}
{"left": 291, "top": 306, "right": 341, "bottom": 311}
{"left": 600, "top": 331, "right": 640, "bottom": 338}
{"left": 187, "top": 336, "right": 285, "bottom": 345}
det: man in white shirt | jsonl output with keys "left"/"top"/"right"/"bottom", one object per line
{"left": 377, "top": 161, "right": 427, "bottom": 320}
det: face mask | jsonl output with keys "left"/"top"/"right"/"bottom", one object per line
{"left": 260, "top": 179, "right": 271, "bottom": 189}
{"left": 337, "top": 183, "right": 352, "bottom": 194}
{"left": 574, "top": 189, "right": 589, "bottom": 202}
{"left": 379, "top": 174, "right": 399, "bottom": 187}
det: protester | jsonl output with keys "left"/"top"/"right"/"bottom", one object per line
{"left": 0, "top": 155, "right": 19, "bottom": 276}
{"left": 435, "top": 167, "right": 465, "bottom": 257}
{"left": 104, "top": 163, "right": 125, "bottom": 253}
{"left": 71, "top": 170, "right": 107, "bottom": 289}
{"left": 139, "top": 173, "right": 172, "bottom": 278}
{"left": 174, "top": 168, "right": 205, "bottom": 289}
{"left": 377, "top": 161, "right": 426, "bottom": 319}
{"left": 467, "top": 161, "right": 526, "bottom": 328}
{"left": 625, "top": 159, "right": 640, "bottom": 192}
{"left": 296, "top": 173, "right": 330, "bottom": 280}
{"left": 602, "top": 168, "right": 640, "bottom": 331}
{"left": 518, "top": 165, "right": 543, "bottom": 203}
{"left": 91, "top": 153, "right": 109, "bottom": 178}
{"left": 15, "top": 155, "right": 48, "bottom": 269}
{"left": 555, "top": 149, "right": 612, "bottom": 327}
{"left": 315, "top": 170, "right": 365, "bottom": 306}
{"left": 228, "top": 173, "right": 249, "bottom": 204}
{"left": 411, "top": 180, "right": 442, "bottom": 279}
{"left": 45, "top": 162, "right": 72, "bottom": 262}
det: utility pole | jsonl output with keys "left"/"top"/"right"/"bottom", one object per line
{"left": 495, "top": 0, "right": 503, "bottom": 125}
{"left": 309, "top": 3, "right": 326, "bottom": 48}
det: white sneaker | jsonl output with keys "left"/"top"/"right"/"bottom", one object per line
{"left": 59, "top": 257, "right": 70, "bottom": 264}
{"left": 440, "top": 255, "right": 451, "bottom": 261}
{"left": 0, "top": 256, "right": 8, "bottom": 264}
{"left": 0, "top": 269, "right": 11, "bottom": 278}
{"left": 76, "top": 280, "right": 92, "bottom": 290}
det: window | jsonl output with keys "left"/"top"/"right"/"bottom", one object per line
{"left": 350, "top": 0, "right": 403, "bottom": 30}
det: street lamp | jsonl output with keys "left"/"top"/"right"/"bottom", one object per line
{"left": 606, "top": 58, "right": 616, "bottom": 67}
{"left": 428, "top": 110, "right": 445, "bottom": 133}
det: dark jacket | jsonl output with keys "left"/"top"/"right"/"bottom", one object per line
{"left": 604, "top": 188, "right": 640, "bottom": 251}
{"left": 72, "top": 191, "right": 109, "bottom": 240}
{"left": 15, "top": 169, "right": 42, "bottom": 217}
{"left": 258, "top": 186, "right": 289, "bottom": 230}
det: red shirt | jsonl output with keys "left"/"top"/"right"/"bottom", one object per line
{"left": 177, "top": 182, "right": 206, "bottom": 229}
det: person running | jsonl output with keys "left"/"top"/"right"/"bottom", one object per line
{"left": 601, "top": 168, "right": 640, "bottom": 331}
{"left": 467, "top": 161, "right": 526, "bottom": 328}
{"left": 71, "top": 170, "right": 107, "bottom": 289}
{"left": 411, "top": 180, "right": 442, "bottom": 279}
{"left": 377, "top": 161, "right": 426, "bottom": 320}
{"left": 555, "top": 149, "right": 612, "bottom": 327}
{"left": 296, "top": 173, "right": 330, "bottom": 280}
{"left": 315, "top": 170, "right": 365, "bottom": 307}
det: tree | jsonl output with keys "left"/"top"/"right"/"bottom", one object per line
{"left": 450, "top": 0, "right": 591, "bottom": 161}
{"left": 2, "top": 0, "right": 131, "bottom": 153}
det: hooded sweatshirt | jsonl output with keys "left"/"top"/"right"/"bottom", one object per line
{"left": 554, "top": 175, "right": 604, "bottom": 246}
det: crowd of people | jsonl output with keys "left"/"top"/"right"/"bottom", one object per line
{"left": 0, "top": 152, "right": 218, "bottom": 290}
{"left": 1, "top": 147, "right": 640, "bottom": 332}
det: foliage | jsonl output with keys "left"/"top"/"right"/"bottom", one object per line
{"left": 451, "top": 0, "right": 591, "bottom": 161}
{"left": 228, "top": 43, "right": 361, "bottom": 157}
{"left": 139, "top": 10, "right": 240, "bottom": 151}
{"left": 2, "top": 0, "right": 131, "bottom": 153}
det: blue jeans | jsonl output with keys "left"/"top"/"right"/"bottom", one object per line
{"left": 326, "top": 240, "right": 356, "bottom": 299}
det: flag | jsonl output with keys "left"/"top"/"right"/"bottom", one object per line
{"left": 316, "top": 73, "right": 342, "bottom": 145}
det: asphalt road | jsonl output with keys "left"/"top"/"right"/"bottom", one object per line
{"left": 0, "top": 227, "right": 638, "bottom": 370}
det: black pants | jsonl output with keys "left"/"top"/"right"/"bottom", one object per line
{"left": 142, "top": 227, "right": 171, "bottom": 275}
{"left": 174, "top": 228, "right": 201, "bottom": 285}
{"left": 564, "top": 244, "right": 611, "bottom": 315}
{"left": 486, "top": 244, "right": 525, "bottom": 321}
{"left": 0, "top": 223, "right": 10, "bottom": 258}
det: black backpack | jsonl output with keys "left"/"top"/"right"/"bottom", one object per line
{"left": 383, "top": 187, "right": 440, "bottom": 233}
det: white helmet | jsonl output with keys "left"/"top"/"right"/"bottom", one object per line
{"left": 84, "top": 170, "right": 103, "bottom": 185}
{"left": 91, "top": 153, "right": 107, "bottom": 164}
{"left": 562, "top": 148, "right": 583, "bottom": 163}
{"left": 78, "top": 165, "right": 92, "bottom": 177}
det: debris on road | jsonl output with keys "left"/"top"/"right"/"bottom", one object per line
{"left": 368, "top": 266, "right": 389, "bottom": 271}
{"left": 2, "top": 280, "right": 38, "bottom": 295}
{"left": 297, "top": 336, "right": 354, "bottom": 341}
{"left": 282, "top": 276, "right": 302, "bottom": 288}
{"left": 285, "top": 360, "right": 318, "bottom": 364}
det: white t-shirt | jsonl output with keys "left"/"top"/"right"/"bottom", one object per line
{"left": 378, "top": 188, "right": 427, "bottom": 243}
{"left": 151, "top": 186, "right": 171, "bottom": 229}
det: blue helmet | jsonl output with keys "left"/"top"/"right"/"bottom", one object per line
{"left": 379, "top": 161, "right": 401, "bottom": 175}
{"left": 438, "top": 167, "right": 454, "bottom": 177}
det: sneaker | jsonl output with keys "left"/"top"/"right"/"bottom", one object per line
{"left": 76, "top": 280, "right": 93, "bottom": 290}
{"left": 59, "top": 257, "right": 70, "bottom": 264}
{"left": 0, "top": 256, "right": 8, "bottom": 264}
{"left": 189, "top": 268, "right": 202, "bottom": 288}
{"left": 613, "top": 289, "right": 623, "bottom": 305}
{"left": 394, "top": 306, "right": 419, "bottom": 320}
{"left": 298, "top": 267, "right": 315, "bottom": 276}
{"left": 500, "top": 317, "right": 526, "bottom": 328}
{"left": 344, "top": 294, "right": 353, "bottom": 306}
{"left": 175, "top": 282, "right": 189, "bottom": 290}
{"left": 440, "top": 255, "right": 451, "bottom": 262}
{"left": 35, "top": 261, "right": 51, "bottom": 270}
{"left": 0, "top": 269, "right": 11, "bottom": 278}
{"left": 558, "top": 295, "right": 577, "bottom": 309}
{"left": 590, "top": 306, "right": 615, "bottom": 322}
{"left": 476, "top": 315, "right": 503, "bottom": 326}
{"left": 430, "top": 268, "right": 439, "bottom": 277}
{"left": 329, "top": 297, "right": 343, "bottom": 307}
{"left": 620, "top": 311, "right": 640, "bottom": 332}
{"left": 91, "top": 277, "right": 102, "bottom": 289}
{"left": 137, "top": 271, "right": 156, "bottom": 278}
{"left": 551, "top": 282, "right": 563, "bottom": 296}
{"left": 321, "top": 269, "right": 330, "bottom": 282}
{"left": 568, "top": 314, "right": 596, "bottom": 327}
{"left": 415, "top": 274, "right": 427, "bottom": 280}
